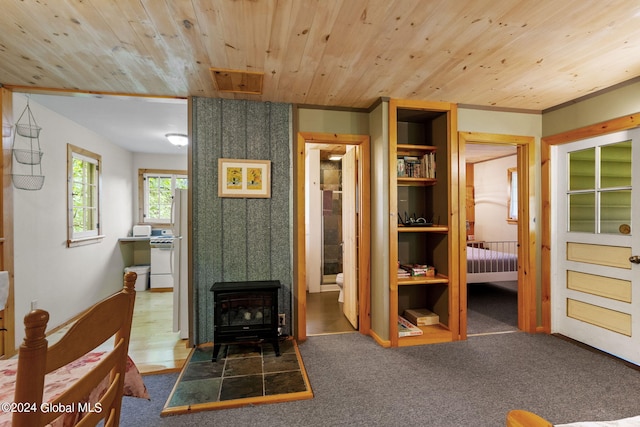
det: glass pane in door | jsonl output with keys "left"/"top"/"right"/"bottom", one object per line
{"left": 569, "top": 192, "right": 595, "bottom": 232}
{"left": 601, "top": 140, "right": 631, "bottom": 188}
{"left": 569, "top": 148, "right": 595, "bottom": 191}
{"left": 600, "top": 190, "right": 631, "bottom": 234}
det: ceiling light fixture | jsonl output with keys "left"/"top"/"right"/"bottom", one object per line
{"left": 328, "top": 155, "right": 342, "bottom": 161}
{"left": 166, "top": 133, "right": 188, "bottom": 147}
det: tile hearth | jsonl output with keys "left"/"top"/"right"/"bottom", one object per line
{"left": 162, "top": 339, "right": 312, "bottom": 414}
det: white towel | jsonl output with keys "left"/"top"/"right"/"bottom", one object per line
{"left": 0, "top": 271, "right": 8, "bottom": 308}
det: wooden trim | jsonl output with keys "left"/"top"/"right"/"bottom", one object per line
{"left": 66, "top": 144, "right": 102, "bottom": 248}
{"left": 458, "top": 131, "right": 537, "bottom": 336}
{"left": 1, "top": 87, "right": 15, "bottom": 357}
{"left": 388, "top": 99, "right": 399, "bottom": 347}
{"left": 294, "top": 131, "right": 371, "bottom": 343}
{"left": 389, "top": 99, "right": 459, "bottom": 346}
{"left": 137, "top": 168, "right": 188, "bottom": 224}
{"left": 540, "top": 112, "right": 640, "bottom": 333}
{"left": 2, "top": 85, "right": 187, "bottom": 102}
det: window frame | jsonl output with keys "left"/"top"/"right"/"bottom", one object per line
{"left": 507, "top": 167, "right": 518, "bottom": 224}
{"left": 67, "top": 144, "right": 103, "bottom": 247}
{"left": 138, "top": 169, "right": 188, "bottom": 225}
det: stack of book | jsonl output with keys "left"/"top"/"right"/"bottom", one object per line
{"left": 397, "top": 266, "right": 411, "bottom": 279}
{"left": 398, "top": 315, "right": 423, "bottom": 337}
{"left": 399, "top": 263, "right": 435, "bottom": 277}
{"left": 397, "top": 153, "right": 436, "bottom": 179}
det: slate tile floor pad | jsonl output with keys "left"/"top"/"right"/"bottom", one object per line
{"left": 162, "top": 339, "right": 312, "bottom": 415}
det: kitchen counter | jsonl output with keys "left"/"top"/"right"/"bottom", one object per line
{"left": 119, "top": 236, "right": 151, "bottom": 242}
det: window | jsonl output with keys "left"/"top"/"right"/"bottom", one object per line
{"left": 67, "top": 144, "right": 102, "bottom": 247}
{"left": 139, "top": 169, "right": 188, "bottom": 224}
{"left": 507, "top": 167, "right": 518, "bottom": 223}
{"left": 567, "top": 140, "right": 631, "bottom": 234}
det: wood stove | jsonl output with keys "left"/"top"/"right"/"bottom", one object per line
{"left": 210, "top": 280, "right": 281, "bottom": 362}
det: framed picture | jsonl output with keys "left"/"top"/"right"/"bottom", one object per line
{"left": 218, "top": 158, "right": 271, "bottom": 198}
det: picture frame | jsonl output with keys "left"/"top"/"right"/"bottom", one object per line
{"left": 218, "top": 158, "right": 271, "bottom": 198}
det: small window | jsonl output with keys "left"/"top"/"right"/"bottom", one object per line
{"left": 139, "top": 169, "right": 188, "bottom": 224}
{"left": 507, "top": 167, "right": 518, "bottom": 223}
{"left": 67, "top": 144, "right": 102, "bottom": 247}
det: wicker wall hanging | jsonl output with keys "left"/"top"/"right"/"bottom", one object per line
{"left": 11, "top": 99, "right": 44, "bottom": 190}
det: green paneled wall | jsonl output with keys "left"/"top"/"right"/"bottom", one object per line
{"left": 191, "top": 98, "right": 292, "bottom": 344}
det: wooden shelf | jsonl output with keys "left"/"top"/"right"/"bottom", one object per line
{"left": 388, "top": 98, "right": 457, "bottom": 349}
{"left": 397, "top": 176, "right": 437, "bottom": 186}
{"left": 397, "top": 274, "right": 449, "bottom": 286}
{"left": 397, "top": 144, "right": 438, "bottom": 152}
{"left": 398, "top": 324, "right": 452, "bottom": 346}
{"left": 398, "top": 225, "right": 448, "bottom": 233}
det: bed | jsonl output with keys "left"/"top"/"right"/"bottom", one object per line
{"left": 2, "top": 271, "right": 148, "bottom": 427}
{"left": 467, "top": 240, "right": 518, "bottom": 283}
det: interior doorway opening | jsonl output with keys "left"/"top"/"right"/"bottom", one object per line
{"left": 465, "top": 143, "right": 519, "bottom": 336}
{"left": 295, "top": 132, "right": 371, "bottom": 342}
{"left": 458, "top": 132, "right": 537, "bottom": 339}
{"left": 305, "top": 143, "right": 356, "bottom": 335}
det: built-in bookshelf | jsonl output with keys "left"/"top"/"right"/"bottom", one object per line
{"left": 389, "top": 99, "right": 459, "bottom": 347}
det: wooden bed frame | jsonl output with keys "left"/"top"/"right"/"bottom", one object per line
{"left": 12, "top": 271, "right": 137, "bottom": 427}
{"left": 467, "top": 240, "right": 518, "bottom": 284}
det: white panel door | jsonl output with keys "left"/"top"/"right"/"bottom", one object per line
{"left": 342, "top": 145, "right": 358, "bottom": 328}
{"left": 552, "top": 128, "right": 640, "bottom": 364}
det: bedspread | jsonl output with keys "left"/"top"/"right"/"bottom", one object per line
{"left": 0, "top": 351, "right": 149, "bottom": 426}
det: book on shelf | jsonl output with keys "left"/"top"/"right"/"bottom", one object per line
{"left": 397, "top": 153, "right": 436, "bottom": 179}
{"left": 403, "top": 308, "right": 439, "bottom": 326}
{"left": 398, "top": 316, "right": 423, "bottom": 337}
{"left": 399, "top": 263, "right": 435, "bottom": 277}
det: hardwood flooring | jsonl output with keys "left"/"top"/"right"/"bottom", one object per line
{"left": 306, "top": 291, "right": 355, "bottom": 336}
{"left": 49, "top": 289, "right": 354, "bottom": 375}
{"left": 47, "top": 290, "right": 191, "bottom": 375}
{"left": 129, "top": 291, "right": 191, "bottom": 374}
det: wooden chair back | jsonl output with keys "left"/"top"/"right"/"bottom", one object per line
{"left": 12, "top": 272, "right": 137, "bottom": 427}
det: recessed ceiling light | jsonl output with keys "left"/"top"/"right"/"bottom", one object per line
{"left": 328, "top": 155, "right": 342, "bottom": 161}
{"left": 166, "top": 133, "right": 188, "bottom": 147}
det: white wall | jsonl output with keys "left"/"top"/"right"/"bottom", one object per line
{"left": 12, "top": 94, "right": 134, "bottom": 347}
{"left": 473, "top": 155, "right": 517, "bottom": 242}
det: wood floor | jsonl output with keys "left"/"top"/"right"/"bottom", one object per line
{"left": 306, "top": 291, "right": 356, "bottom": 336}
{"left": 128, "top": 291, "right": 192, "bottom": 374}
{"left": 47, "top": 290, "right": 191, "bottom": 375}
{"left": 49, "top": 290, "right": 352, "bottom": 374}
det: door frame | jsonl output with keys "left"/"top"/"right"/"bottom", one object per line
{"left": 1, "top": 88, "right": 16, "bottom": 357}
{"left": 541, "top": 114, "right": 640, "bottom": 333}
{"left": 458, "top": 132, "right": 537, "bottom": 338}
{"left": 294, "top": 131, "right": 371, "bottom": 342}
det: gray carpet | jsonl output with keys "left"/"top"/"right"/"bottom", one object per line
{"left": 467, "top": 281, "right": 518, "bottom": 335}
{"left": 120, "top": 332, "right": 640, "bottom": 426}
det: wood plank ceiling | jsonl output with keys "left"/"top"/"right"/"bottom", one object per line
{"left": 1, "top": 0, "right": 639, "bottom": 111}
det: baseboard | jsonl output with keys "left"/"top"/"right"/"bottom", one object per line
{"left": 369, "top": 329, "right": 391, "bottom": 348}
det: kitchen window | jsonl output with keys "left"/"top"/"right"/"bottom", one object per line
{"left": 139, "top": 169, "right": 188, "bottom": 224}
{"left": 67, "top": 144, "right": 103, "bottom": 247}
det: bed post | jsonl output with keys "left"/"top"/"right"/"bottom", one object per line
{"left": 13, "top": 309, "right": 49, "bottom": 427}
{"left": 109, "top": 271, "right": 137, "bottom": 425}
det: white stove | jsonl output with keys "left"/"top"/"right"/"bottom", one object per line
{"left": 149, "top": 236, "right": 175, "bottom": 289}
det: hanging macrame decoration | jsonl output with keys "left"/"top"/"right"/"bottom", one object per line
{"left": 11, "top": 99, "right": 45, "bottom": 190}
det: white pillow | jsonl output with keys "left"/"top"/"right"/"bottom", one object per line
{"left": 556, "top": 415, "right": 640, "bottom": 427}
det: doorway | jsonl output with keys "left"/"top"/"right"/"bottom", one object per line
{"left": 295, "top": 132, "right": 371, "bottom": 342}
{"left": 465, "top": 143, "right": 519, "bottom": 335}
{"left": 458, "top": 132, "right": 537, "bottom": 338}
{"left": 305, "top": 143, "right": 357, "bottom": 335}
